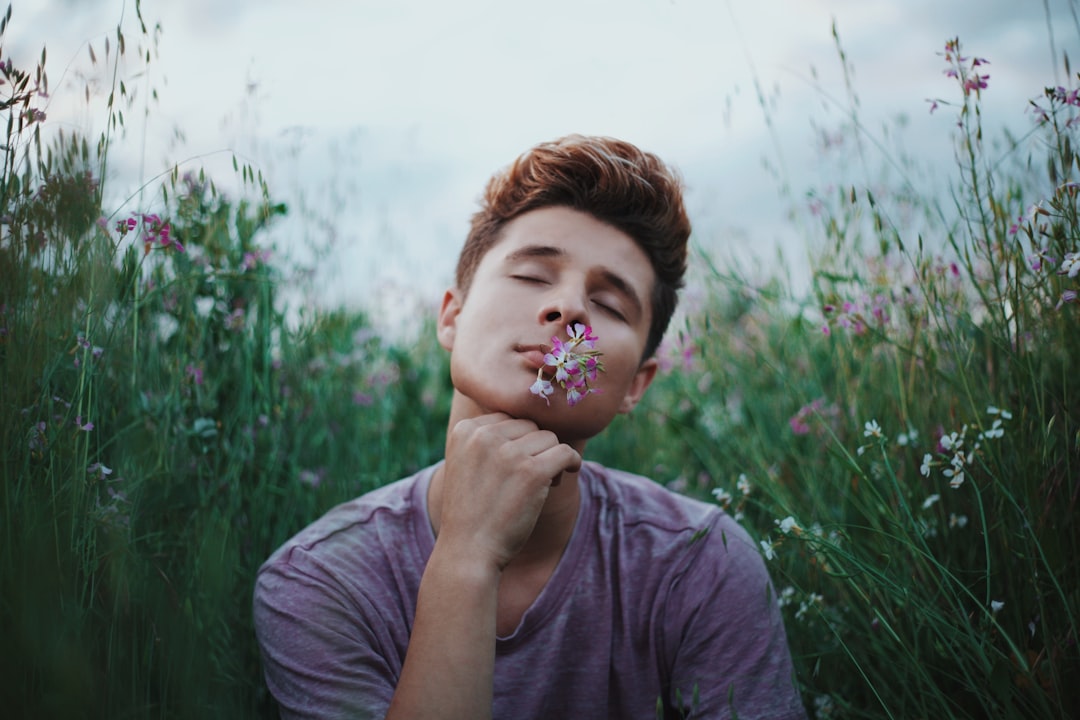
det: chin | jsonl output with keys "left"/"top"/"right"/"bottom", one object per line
{"left": 453, "top": 377, "right": 610, "bottom": 441}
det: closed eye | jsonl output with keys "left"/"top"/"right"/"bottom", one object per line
{"left": 592, "top": 298, "right": 626, "bottom": 321}
{"left": 511, "top": 274, "right": 548, "bottom": 284}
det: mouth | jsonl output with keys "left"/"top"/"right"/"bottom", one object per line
{"left": 514, "top": 343, "right": 550, "bottom": 370}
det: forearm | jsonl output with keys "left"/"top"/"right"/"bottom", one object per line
{"left": 385, "top": 541, "right": 500, "bottom": 720}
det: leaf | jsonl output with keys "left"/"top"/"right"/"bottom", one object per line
{"left": 687, "top": 527, "right": 710, "bottom": 546}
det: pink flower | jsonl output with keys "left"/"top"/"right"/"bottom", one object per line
{"left": 963, "top": 74, "right": 989, "bottom": 95}
{"left": 116, "top": 217, "right": 137, "bottom": 237}
{"left": 789, "top": 416, "right": 811, "bottom": 436}
{"left": 142, "top": 214, "right": 183, "bottom": 253}
{"left": 186, "top": 364, "right": 204, "bottom": 385}
{"left": 242, "top": 248, "right": 272, "bottom": 270}
{"left": 530, "top": 324, "right": 605, "bottom": 406}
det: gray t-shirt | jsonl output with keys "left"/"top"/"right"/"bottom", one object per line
{"left": 254, "top": 461, "right": 806, "bottom": 719}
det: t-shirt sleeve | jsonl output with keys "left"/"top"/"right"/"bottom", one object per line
{"left": 663, "top": 517, "right": 807, "bottom": 720}
{"left": 253, "top": 549, "right": 398, "bottom": 720}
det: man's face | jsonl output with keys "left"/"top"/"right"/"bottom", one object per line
{"left": 437, "top": 206, "right": 659, "bottom": 443}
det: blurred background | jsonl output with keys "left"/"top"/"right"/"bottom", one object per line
{"left": 22, "top": 0, "right": 1079, "bottom": 320}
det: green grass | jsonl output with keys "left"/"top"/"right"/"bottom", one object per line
{"left": 1, "top": 6, "right": 1078, "bottom": 719}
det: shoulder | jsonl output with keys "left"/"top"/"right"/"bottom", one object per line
{"left": 582, "top": 461, "right": 759, "bottom": 573}
{"left": 258, "top": 467, "right": 434, "bottom": 588}
{"left": 583, "top": 461, "right": 744, "bottom": 538}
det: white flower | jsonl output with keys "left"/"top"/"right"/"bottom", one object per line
{"left": 922, "top": 494, "right": 941, "bottom": 510}
{"left": 736, "top": 474, "right": 751, "bottom": 495}
{"left": 980, "top": 418, "right": 1004, "bottom": 440}
{"left": 711, "top": 487, "right": 733, "bottom": 506}
{"left": 896, "top": 427, "right": 918, "bottom": 446}
{"left": 776, "top": 516, "right": 801, "bottom": 535}
{"left": 949, "top": 513, "right": 969, "bottom": 529}
{"left": 944, "top": 468, "right": 965, "bottom": 489}
{"left": 991, "top": 600, "right": 1005, "bottom": 614}
{"left": 863, "top": 419, "right": 883, "bottom": 438}
{"left": 940, "top": 431, "right": 963, "bottom": 451}
{"left": 1059, "top": 251, "right": 1080, "bottom": 278}
{"left": 796, "top": 593, "right": 824, "bottom": 621}
{"left": 759, "top": 539, "right": 776, "bottom": 561}
{"left": 920, "top": 453, "right": 933, "bottom": 477}
{"left": 813, "top": 695, "right": 836, "bottom": 717}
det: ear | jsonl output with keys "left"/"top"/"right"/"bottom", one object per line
{"left": 436, "top": 288, "right": 463, "bottom": 352}
{"left": 618, "top": 357, "right": 659, "bottom": 414}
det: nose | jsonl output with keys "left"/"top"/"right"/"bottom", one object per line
{"left": 538, "top": 284, "right": 589, "bottom": 330}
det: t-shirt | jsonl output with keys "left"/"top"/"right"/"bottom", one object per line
{"left": 254, "top": 461, "right": 807, "bottom": 719}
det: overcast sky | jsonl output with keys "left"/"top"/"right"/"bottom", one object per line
{"left": 19, "top": 0, "right": 1080, "bottom": 317}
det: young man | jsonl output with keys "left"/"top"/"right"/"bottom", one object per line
{"left": 254, "top": 135, "right": 806, "bottom": 719}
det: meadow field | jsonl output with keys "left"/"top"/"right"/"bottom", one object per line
{"left": 1, "top": 5, "right": 1077, "bottom": 718}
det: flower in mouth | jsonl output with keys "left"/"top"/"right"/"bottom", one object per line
{"left": 529, "top": 323, "right": 605, "bottom": 406}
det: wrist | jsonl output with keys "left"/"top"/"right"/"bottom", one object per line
{"left": 427, "top": 536, "right": 504, "bottom": 585}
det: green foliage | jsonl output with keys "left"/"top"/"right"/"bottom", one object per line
{"left": 592, "top": 37, "right": 1080, "bottom": 720}
{"left": 0, "top": 7, "right": 448, "bottom": 717}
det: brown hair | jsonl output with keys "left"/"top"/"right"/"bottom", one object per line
{"left": 455, "top": 134, "right": 691, "bottom": 359}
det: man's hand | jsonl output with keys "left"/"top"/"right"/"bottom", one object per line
{"left": 386, "top": 414, "right": 580, "bottom": 719}
{"left": 436, "top": 412, "right": 582, "bottom": 572}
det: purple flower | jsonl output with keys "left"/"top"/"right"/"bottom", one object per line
{"left": 186, "top": 364, "right": 204, "bottom": 386}
{"left": 963, "top": 74, "right": 989, "bottom": 95}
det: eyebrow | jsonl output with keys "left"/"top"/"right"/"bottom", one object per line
{"left": 502, "top": 244, "right": 645, "bottom": 320}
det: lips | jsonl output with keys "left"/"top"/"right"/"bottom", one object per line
{"left": 515, "top": 343, "right": 550, "bottom": 370}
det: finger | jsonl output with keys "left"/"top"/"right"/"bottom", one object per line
{"left": 532, "top": 443, "right": 582, "bottom": 478}
{"left": 510, "top": 429, "right": 562, "bottom": 458}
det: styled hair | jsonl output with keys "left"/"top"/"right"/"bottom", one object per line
{"left": 455, "top": 134, "right": 691, "bottom": 360}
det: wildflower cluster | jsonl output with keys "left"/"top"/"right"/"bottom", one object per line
{"left": 529, "top": 323, "right": 604, "bottom": 406}
{"left": 710, "top": 472, "right": 753, "bottom": 521}
{"left": 820, "top": 295, "right": 892, "bottom": 336}
{"left": 1029, "top": 83, "right": 1080, "bottom": 127}
{"left": 917, "top": 406, "right": 1012, "bottom": 489}
{"left": 928, "top": 38, "right": 990, "bottom": 112}
{"left": 788, "top": 397, "right": 842, "bottom": 437}
{"left": 139, "top": 213, "right": 183, "bottom": 253}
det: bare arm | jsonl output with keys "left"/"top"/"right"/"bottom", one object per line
{"left": 384, "top": 413, "right": 580, "bottom": 720}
